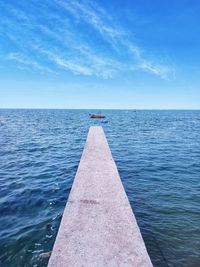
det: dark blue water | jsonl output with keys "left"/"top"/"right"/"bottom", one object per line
{"left": 0, "top": 109, "right": 199, "bottom": 267}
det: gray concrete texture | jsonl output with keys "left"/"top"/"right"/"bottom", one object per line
{"left": 48, "top": 126, "right": 152, "bottom": 267}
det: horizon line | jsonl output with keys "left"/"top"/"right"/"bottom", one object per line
{"left": 0, "top": 108, "right": 200, "bottom": 111}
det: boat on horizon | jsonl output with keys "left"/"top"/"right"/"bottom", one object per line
{"left": 89, "top": 114, "right": 106, "bottom": 119}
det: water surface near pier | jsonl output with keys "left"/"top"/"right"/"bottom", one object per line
{"left": 0, "top": 109, "right": 199, "bottom": 267}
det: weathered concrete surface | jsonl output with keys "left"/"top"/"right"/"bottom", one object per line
{"left": 48, "top": 126, "right": 152, "bottom": 267}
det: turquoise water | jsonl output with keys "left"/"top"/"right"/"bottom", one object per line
{"left": 0, "top": 109, "right": 199, "bottom": 267}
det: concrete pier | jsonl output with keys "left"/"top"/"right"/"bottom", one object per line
{"left": 48, "top": 126, "right": 152, "bottom": 267}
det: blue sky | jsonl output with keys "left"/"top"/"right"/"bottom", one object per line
{"left": 0, "top": 0, "right": 199, "bottom": 109}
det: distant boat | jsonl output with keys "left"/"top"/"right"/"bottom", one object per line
{"left": 89, "top": 114, "right": 106, "bottom": 119}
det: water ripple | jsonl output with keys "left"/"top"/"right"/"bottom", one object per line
{"left": 0, "top": 109, "right": 199, "bottom": 267}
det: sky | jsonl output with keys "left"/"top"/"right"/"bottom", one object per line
{"left": 0, "top": 0, "right": 200, "bottom": 109}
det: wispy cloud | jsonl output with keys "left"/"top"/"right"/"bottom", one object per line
{"left": 6, "top": 53, "right": 54, "bottom": 74}
{"left": 33, "top": 45, "right": 123, "bottom": 78}
{"left": 54, "top": 0, "right": 124, "bottom": 47}
{"left": 55, "top": 0, "right": 175, "bottom": 79}
{"left": 0, "top": 0, "right": 175, "bottom": 80}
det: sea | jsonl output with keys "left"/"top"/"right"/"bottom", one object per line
{"left": 0, "top": 109, "right": 199, "bottom": 267}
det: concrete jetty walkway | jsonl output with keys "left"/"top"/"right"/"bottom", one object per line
{"left": 48, "top": 126, "right": 152, "bottom": 267}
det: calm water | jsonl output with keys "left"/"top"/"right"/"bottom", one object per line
{"left": 0, "top": 109, "right": 199, "bottom": 267}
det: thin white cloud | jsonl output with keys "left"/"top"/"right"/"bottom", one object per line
{"left": 33, "top": 45, "right": 123, "bottom": 78}
{"left": 54, "top": 0, "right": 125, "bottom": 49}
{"left": 45, "top": 51, "right": 93, "bottom": 76}
{"left": 138, "top": 60, "right": 175, "bottom": 80}
{"left": 54, "top": 0, "right": 175, "bottom": 80}
{"left": 6, "top": 53, "right": 55, "bottom": 74}
{"left": 1, "top": 0, "right": 175, "bottom": 80}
